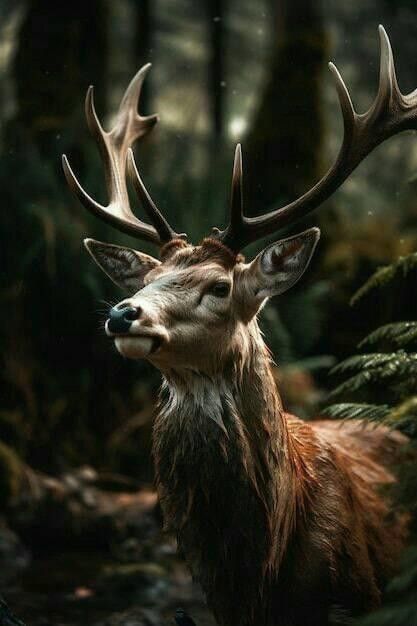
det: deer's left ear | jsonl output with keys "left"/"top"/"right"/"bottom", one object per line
{"left": 243, "top": 228, "right": 320, "bottom": 300}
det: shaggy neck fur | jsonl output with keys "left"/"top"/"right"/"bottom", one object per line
{"left": 153, "top": 322, "right": 313, "bottom": 626}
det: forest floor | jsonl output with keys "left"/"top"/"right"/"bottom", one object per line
{"left": 1, "top": 467, "right": 215, "bottom": 626}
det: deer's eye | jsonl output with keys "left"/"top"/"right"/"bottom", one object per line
{"left": 209, "top": 281, "right": 231, "bottom": 298}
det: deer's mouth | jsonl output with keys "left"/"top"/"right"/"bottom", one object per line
{"left": 105, "top": 322, "right": 165, "bottom": 358}
{"left": 113, "top": 334, "right": 164, "bottom": 359}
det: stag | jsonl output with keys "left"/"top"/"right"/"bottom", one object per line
{"left": 63, "top": 27, "right": 415, "bottom": 626}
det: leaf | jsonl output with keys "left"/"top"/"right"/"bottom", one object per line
{"left": 330, "top": 353, "right": 395, "bottom": 375}
{"left": 326, "top": 370, "right": 379, "bottom": 400}
{"left": 351, "top": 252, "right": 417, "bottom": 305}
{"left": 321, "top": 403, "right": 390, "bottom": 421}
{"left": 359, "top": 322, "right": 417, "bottom": 349}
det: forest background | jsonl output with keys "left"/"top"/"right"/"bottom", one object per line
{"left": 1, "top": 1, "right": 416, "bottom": 625}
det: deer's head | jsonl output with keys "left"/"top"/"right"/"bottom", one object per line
{"left": 63, "top": 27, "right": 417, "bottom": 372}
{"left": 83, "top": 229, "right": 318, "bottom": 369}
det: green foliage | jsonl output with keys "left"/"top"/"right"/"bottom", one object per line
{"left": 327, "top": 351, "right": 417, "bottom": 403}
{"left": 322, "top": 402, "right": 390, "bottom": 421}
{"left": 0, "top": 126, "right": 160, "bottom": 474}
{"left": 322, "top": 251, "right": 417, "bottom": 625}
{"left": 351, "top": 253, "right": 417, "bottom": 305}
{"left": 359, "top": 322, "right": 417, "bottom": 350}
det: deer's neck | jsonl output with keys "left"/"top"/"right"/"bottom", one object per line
{"left": 153, "top": 324, "right": 312, "bottom": 625}
{"left": 153, "top": 324, "right": 305, "bottom": 589}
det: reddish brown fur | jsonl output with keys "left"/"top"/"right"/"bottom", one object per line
{"left": 150, "top": 245, "right": 407, "bottom": 626}
{"left": 68, "top": 46, "right": 413, "bottom": 625}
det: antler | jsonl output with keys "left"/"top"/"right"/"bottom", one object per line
{"left": 62, "top": 64, "right": 182, "bottom": 246}
{"left": 215, "top": 26, "right": 417, "bottom": 252}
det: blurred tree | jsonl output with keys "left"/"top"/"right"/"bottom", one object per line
{"left": 383, "top": 0, "right": 417, "bottom": 16}
{"left": 0, "top": 0, "right": 161, "bottom": 476}
{"left": 12, "top": 0, "right": 108, "bottom": 154}
{"left": 133, "top": 0, "right": 152, "bottom": 112}
{"left": 207, "top": 0, "right": 224, "bottom": 138}
{"left": 245, "top": 0, "right": 328, "bottom": 215}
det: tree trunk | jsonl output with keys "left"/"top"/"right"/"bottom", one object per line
{"left": 245, "top": 0, "right": 328, "bottom": 217}
{"left": 207, "top": 0, "right": 224, "bottom": 138}
{"left": 133, "top": 0, "right": 152, "bottom": 113}
{"left": 12, "top": 0, "right": 108, "bottom": 155}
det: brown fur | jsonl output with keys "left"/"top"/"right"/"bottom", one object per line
{"left": 106, "top": 243, "right": 407, "bottom": 626}
{"left": 150, "top": 278, "right": 407, "bottom": 626}
{"left": 160, "top": 238, "right": 244, "bottom": 268}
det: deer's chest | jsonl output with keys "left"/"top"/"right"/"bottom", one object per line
{"left": 153, "top": 390, "right": 271, "bottom": 579}
{"left": 154, "top": 398, "right": 263, "bottom": 529}
{"left": 154, "top": 409, "right": 272, "bottom": 626}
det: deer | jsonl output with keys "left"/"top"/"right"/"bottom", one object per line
{"left": 62, "top": 26, "right": 416, "bottom": 626}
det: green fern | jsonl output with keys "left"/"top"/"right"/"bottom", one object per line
{"left": 328, "top": 352, "right": 417, "bottom": 399}
{"left": 326, "top": 249, "right": 417, "bottom": 626}
{"left": 359, "top": 322, "right": 417, "bottom": 349}
{"left": 330, "top": 353, "right": 396, "bottom": 375}
{"left": 322, "top": 399, "right": 417, "bottom": 434}
{"left": 322, "top": 403, "right": 390, "bottom": 421}
{"left": 351, "top": 252, "right": 417, "bottom": 305}
{"left": 327, "top": 370, "right": 382, "bottom": 401}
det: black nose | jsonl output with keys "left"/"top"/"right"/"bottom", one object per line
{"left": 107, "top": 305, "right": 140, "bottom": 334}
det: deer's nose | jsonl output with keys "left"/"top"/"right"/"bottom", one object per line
{"left": 107, "top": 305, "right": 141, "bottom": 334}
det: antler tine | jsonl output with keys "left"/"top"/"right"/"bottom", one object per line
{"left": 111, "top": 63, "right": 157, "bottom": 144}
{"left": 63, "top": 65, "right": 181, "bottom": 246}
{"left": 211, "top": 144, "right": 244, "bottom": 239}
{"left": 214, "top": 26, "right": 417, "bottom": 252}
{"left": 377, "top": 25, "right": 400, "bottom": 109}
{"left": 127, "top": 149, "right": 186, "bottom": 242}
{"left": 328, "top": 62, "right": 356, "bottom": 136}
{"left": 230, "top": 143, "right": 244, "bottom": 227}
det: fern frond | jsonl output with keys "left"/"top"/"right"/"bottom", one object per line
{"left": 326, "top": 370, "right": 379, "bottom": 400}
{"left": 359, "top": 322, "right": 417, "bottom": 349}
{"left": 322, "top": 403, "right": 390, "bottom": 421}
{"left": 395, "top": 327, "right": 417, "bottom": 347}
{"left": 351, "top": 252, "right": 417, "bottom": 305}
{"left": 330, "top": 353, "right": 394, "bottom": 375}
{"left": 327, "top": 353, "right": 417, "bottom": 400}
{"left": 378, "top": 353, "right": 417, "bottom": 380}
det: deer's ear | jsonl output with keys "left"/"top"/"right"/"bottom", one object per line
{"left": 84, "top": 239, "right": 160, "bottom": 292}
{"left": 244, "top": 228, "right": 320, "bottom": 300}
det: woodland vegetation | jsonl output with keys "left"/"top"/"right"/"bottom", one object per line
{"left": 0, "top": 1, "right": 416, "bottom": 624}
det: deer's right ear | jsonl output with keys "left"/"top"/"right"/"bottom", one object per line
{"left": 84, "top": 239, "right": 160, "bottom": 292}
